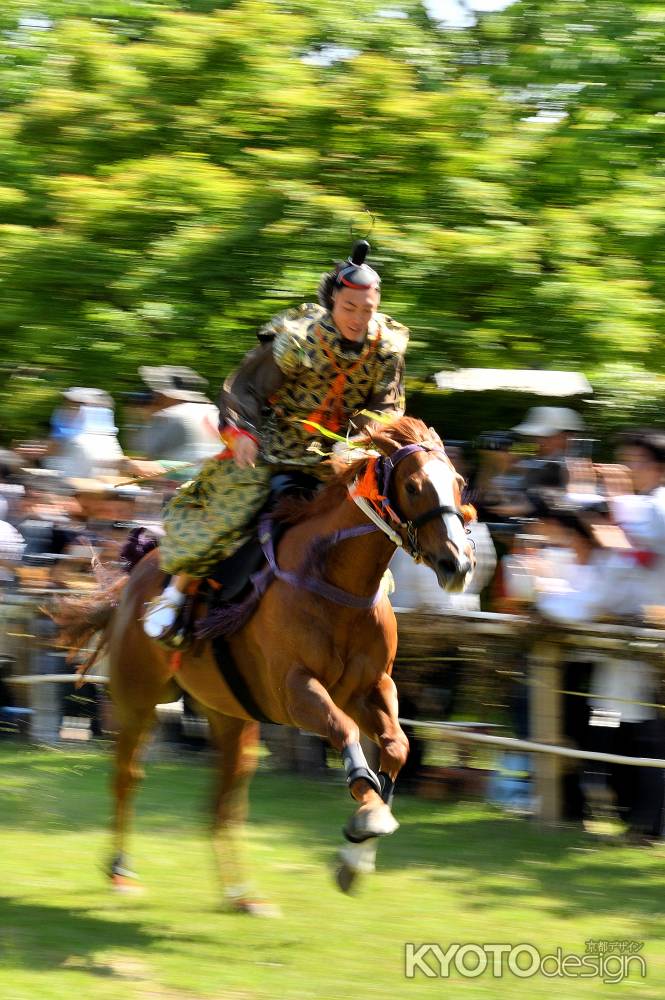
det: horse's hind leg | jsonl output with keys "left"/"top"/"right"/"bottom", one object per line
{"left": 203, "top": 711, "right": 278, "bottom": 916}
{"left": 109, "top": 705, "right": 156, "bottom": 890}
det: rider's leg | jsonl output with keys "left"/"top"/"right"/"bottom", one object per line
{"left": 142, "top": 573, "right": 195, "bottom": 639}
{"left": 144, "top": 459, "right": 271, "bottom": 640}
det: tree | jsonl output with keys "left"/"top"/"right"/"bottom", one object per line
{"left": 0, "top": 1, "right": 663, "bottom": 441}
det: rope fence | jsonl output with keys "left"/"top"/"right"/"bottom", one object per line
{"left": 399, "top": 718, "right": 665, "bottom": 770}
{"left": 3, "top": 594, "right": 665, "bottom": 820}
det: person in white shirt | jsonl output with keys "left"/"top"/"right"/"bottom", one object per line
{"left": 511, "top": 490, "right": 665, "bottom": 840}
{"left": 611, "top": 429, "right": 665, "bottom": 610}
{"left": 46, "top": 387, "right": 125, "bottom": 480}
{"left": 133, "top": 367, "right": 222, "bottom": 474}
{"left": 0, "top": 495, "right": 24, "bottom": 584}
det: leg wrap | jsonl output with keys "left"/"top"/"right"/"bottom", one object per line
{"left": 378, "top": 771, "right": 395, "bottom": 806}
{"left": 342, "top": 742, "right": 382, "bottom": 798}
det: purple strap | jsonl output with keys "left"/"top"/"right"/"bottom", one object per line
{"left": 258, "top": 517, "right": 384, "bottom": 610}
{"left": 252, "top": 442, "right": 446, "bottom": 611}
{"left": 378, "top": 442, "right": 447, "bottom": 508}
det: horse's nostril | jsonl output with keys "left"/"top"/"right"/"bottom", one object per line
{"left": 438, "top": 554, "right": 471, "bottom": 577}
{"left": 437, "top": 554, "right": 457, "bottom": 573}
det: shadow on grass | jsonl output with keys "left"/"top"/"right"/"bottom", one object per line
{"left": 0, "top": 896, "right": 184, "bottom": 975}
{"left": 3, "top": 746, "right": 665, "bottom": 937}
{"left": 378, "top": 809, "right": 665, "bottom": 933}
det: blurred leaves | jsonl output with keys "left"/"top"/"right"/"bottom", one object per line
{"left": 0, "top": 0, "right": 664, "bottom": 440}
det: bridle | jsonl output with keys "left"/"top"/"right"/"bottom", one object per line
{"left": 348, "top": 442, "right": 468, "bottom": 562}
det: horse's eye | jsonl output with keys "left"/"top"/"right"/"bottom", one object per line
{"left": 405, "top": 482, "right": 419, "bottom": 496}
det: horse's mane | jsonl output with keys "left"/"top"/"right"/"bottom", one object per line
{"left": 275, "top": 416, "right": 439, "bottom": 525}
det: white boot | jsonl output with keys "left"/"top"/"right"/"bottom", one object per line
{"left": 143, "top": 583, "right": 186, "bottom": 639}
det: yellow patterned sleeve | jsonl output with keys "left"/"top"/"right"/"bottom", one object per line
{"left": 267, "top": 303, "right": 323, "bottom": 376}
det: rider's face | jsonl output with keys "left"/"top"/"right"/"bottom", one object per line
{"left": 331, "top": 285, "right": 380, "bottom": 342}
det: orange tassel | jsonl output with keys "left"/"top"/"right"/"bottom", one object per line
{"left": 350, "top": 458, "right": 387, "bottom": 508}
{"left": 303, "top": 327, "right": 379, "bottom": 434}
{"left": 304, "top": 373, "right": 347, "bottom": 434}
{"left": 461, "top": 503, "right": 477, "bottom": 524}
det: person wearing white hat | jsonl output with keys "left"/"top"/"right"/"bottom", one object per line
{"left": 132, "top": 366, "right": 221, "bottom": 473}
{"left": 512, "top": 406, "right": 586, "bottom": 493}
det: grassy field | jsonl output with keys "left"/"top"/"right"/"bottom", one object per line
{"left": 1, "top": 743, "right": 664, "bottom": 1000}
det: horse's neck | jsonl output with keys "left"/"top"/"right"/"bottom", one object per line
{"left": 311, "top": 499, "right": 396, "bottom": 599}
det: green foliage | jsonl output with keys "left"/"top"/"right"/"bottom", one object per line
{"left": 0, "top": 0, "right": 664, "bottom": 440}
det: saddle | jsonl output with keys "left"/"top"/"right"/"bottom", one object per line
{"left": 164, "top": 471, "right": 319, "bottom": 650}
{"left": 208, "top": 470, "right": 318, "bottom": 597}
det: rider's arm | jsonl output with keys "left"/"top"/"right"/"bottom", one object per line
{"left": 218, "top": 306, "right": 312, "bottom": 438}
{"left": 218, "top": 342, "right": 286, "bottom": 438}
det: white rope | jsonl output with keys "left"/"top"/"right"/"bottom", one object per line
{"left": 399, "top": 718, "right": 665, "bottom": 770}
{"left": 8, "top": 674, "right": 109, "bottom": 685}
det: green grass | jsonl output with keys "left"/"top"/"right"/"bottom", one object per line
{"left": 1, "top": 744, "right": 665, "bottom": 999}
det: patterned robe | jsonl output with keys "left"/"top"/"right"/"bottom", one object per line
{"left": 159, "top": 303, "right": 408, "bottom": 576}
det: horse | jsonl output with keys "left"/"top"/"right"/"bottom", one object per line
{"left": 53, "top": 416, "right": 476, "bottom": 912}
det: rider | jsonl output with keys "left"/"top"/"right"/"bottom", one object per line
{"left": 143, "top": 240, "right": 409, "bottom": 640}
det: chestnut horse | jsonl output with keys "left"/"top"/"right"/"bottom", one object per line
{"left": 54, "top": 417, "right": 475, "bottom": 912}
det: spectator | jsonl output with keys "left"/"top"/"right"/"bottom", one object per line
{"left": 506, "top": 491, "right": 664, "bottom": 837}
{"left": 473, "top": 431, "right": 524, "bottom": 523}
{"left": 512, "top": 406, "right": 586, "bottom": 495}
{"left": 130, "top": 366, "right": 221, "bottom": 477}
{"left": 0, "top": 496, "right": 25, "bottom": 587}
{"left": 45, "top": 387, "right": 125, "bottom": 480}
{"left": 610, "top": 429, "right": 665, "bottom": 610}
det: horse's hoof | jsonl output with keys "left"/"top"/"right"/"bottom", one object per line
{"left": 334, "top": 861, "right": 359, "bottom": 894}
{"left": 334, "top": 837, "right": 378, "bottom": 894}
{"left": 228, "top": 898, "right": 282, "bottom": 918}
{"left": 108, "top": 856, "right": 142, "bottom": 893}
{"left": 345, "top": 802, "right": 399, "bottom": 841}
{"left": 110, "top": 873, "right": 143, "bottom": 894}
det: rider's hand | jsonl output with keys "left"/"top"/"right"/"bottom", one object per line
{"left": 233, "top": 434, "right": 259, "bottom": 469}
{"left": 122, "top": 458, "right": 165, "bottom": 480}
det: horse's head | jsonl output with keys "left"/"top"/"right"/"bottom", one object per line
{"left": 390, "top": 443, "right": 476, "bottom": 591}
{"left": 356, "top": 420, "right": 476, "bottom": 593}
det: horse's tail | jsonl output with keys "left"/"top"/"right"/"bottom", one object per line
{"left": 50, "top": 526, "right": 160, "bottom": 686}
{"left": 50, "top": 575, "right": 127, "bottom": 685}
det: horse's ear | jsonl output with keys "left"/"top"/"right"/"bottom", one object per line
{"left": 428, "top": 426, "right": 444, "bottom": 447}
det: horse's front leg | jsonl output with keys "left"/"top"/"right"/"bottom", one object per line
{"left": 332, "top": 673, "right": 409, "bottom": 892}
{"left": 350, "top": 672, "right": 410, "bottom": 804}
{"left": 284, "top": 667, "right": 398, "bottom": 869}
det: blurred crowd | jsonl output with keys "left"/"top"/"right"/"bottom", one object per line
{"left": 391, "top": 405, "right": 665, "bottom": 841}
{"left": 0, "top": 367, "right": 223, "bottom": 594}
{"left": 1, "top": 379, "right": 665, "bottom": 838}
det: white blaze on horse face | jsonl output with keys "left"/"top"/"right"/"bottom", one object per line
{"left": 422, "top": 458, "right": 470, "bottom": 560}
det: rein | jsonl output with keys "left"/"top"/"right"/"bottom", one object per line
{"left": 259, "top": 518, "right": 384, "bottom": 610}
{"left": 256, "top": 442, "right": 466, "bottom": 610}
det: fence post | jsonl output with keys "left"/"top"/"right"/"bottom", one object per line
{"left": 530, "top": 640, "right": 562, "bottom": 823}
